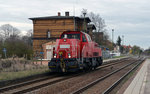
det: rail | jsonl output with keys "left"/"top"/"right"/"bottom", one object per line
{"left": 71, "top": 58, "right": 144, "bottom": 94}
{"left": 102, "top": 58, "right": 145, "bottom": 94}
{"left": 0, "top": 57, "right": 132, "bottom": 93}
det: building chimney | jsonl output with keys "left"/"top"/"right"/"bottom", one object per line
{"left": 58, "top": 12, "right": 61, "bottom": 16}
{"left": 65, "top": 12, "right": 69, "bottom": 16}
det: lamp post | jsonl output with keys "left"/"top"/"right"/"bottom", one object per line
{"left": 122, "top": 35, "right": 124, "bottom": 54}
{"left": 82, "top": 10, "right": 87, "bottom": 32}
{"left": 122, "top": 35, "right": 124, "bottom": 45}
{"left": 112, "top": 29, "right": 114, "bottom": 50}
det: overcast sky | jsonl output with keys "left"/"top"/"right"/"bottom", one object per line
{"left": 0, "top": 0, "right": 150, "bottom": 49}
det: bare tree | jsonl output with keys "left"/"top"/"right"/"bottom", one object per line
{"left": 87, "top": 12, "right": 110, "bottom": 45}
{"left": 0, "top": 33, "right": 3, "bottom": 41}
{"left": 22, "top": 29, "right": 33, "bottom": 46}
{"left": 0, "top": 24, "right": 21, "bottom": 40}
{"left": 88, "top": 12, "right": 106, "bottom": 32}
{"left": 0, "top": 24, "right": 33, "bottom": 59}
{"left": 26, "top": 29, "right": 33, "bottom": 36}
{"left": 103, "top": 30, "right": 109, "bottom": 43}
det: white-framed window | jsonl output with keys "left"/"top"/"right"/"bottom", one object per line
{"left": 47, "top": 30, "right": 51, "bottom": 38}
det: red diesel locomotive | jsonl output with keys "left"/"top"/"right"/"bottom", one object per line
{"left": 48, "top": 31, "right": 103, "bottom": 72}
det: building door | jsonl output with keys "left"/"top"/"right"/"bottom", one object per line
{"left": 47, "top": 50, "right": 52, "bottom": 60}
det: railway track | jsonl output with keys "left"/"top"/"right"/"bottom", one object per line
{"left": 102, "top": 58, "right": 145, "bottom": 94}
{"left": 0, "top": 74, "right": 59, "bottom": 93}
{"left": 71, "top": 57, "right": 145, "bottom": 94}
{"left": 0, "top": 73, "right": 80, "bottom": 94}
{"left": 0, "top": 57, "right": 134, "bottom": 94}
{"left": 0, "top": 72, "right": 51, "bottom": 88}
{"left": 30, "top": 57, "right": 136, "bottom": 94}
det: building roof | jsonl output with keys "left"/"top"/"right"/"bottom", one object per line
{"left": 29, "top": 16, "right": 91, "bottom": 23}
{"left": 87, "top": 24, "right": 96, "bottom": 30}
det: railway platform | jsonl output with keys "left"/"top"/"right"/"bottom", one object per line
{"left": 124, "top": 59, "right": 150, "bottom": 94}
{"left": 103, "top": 56, "right": 129, "bottom": 63}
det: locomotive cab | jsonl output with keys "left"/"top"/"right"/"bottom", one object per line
{"left": 48, "top": 31, "right": 103, "bottom": 72}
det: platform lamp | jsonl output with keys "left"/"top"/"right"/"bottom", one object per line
{"left": 112, "top": 29, "right": 114, "bottom": 50}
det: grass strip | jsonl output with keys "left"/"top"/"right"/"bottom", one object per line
{"left": 0, "top": 67, "right": 49, "bottom": 81}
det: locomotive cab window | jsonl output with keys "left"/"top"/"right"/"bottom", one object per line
{"left": 82, "top": 35, "right": 87, "bottom": 42}
{"left": 85, "top": 34, "right": 91, "bottom": 42}
{"left": 61, "top": 33, "right": 80, "bottom": 40}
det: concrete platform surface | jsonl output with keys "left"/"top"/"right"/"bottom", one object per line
{"left": 103, "top": 56, "right": 129, "bottom": 63}
{"left": 124, "top": 59, "right": 150, "bottom": 94}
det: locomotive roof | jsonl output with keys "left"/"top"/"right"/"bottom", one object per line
{"left": 62, "top": 31, "right": 88, "bottom": 35}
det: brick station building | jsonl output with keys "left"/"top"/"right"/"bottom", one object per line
{"left": 29, "top": 12, "right": 95, "bottom": 60}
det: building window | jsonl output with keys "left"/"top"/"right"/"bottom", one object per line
{"left": 47, "top": 30, "right": 51, "bottom": 38}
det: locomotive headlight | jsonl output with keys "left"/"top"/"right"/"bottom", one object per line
{"left": 64, "top": 39, "right": 66, "bottom": 42}
{"left": 54, "top": 54, "right": 57, "bottom": 58}
{"left": 68, "top": 53, "right": 71, "bottom": 58}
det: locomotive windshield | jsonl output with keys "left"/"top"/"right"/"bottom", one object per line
{"left": 61, "top": 33, "right": 80, "bottom": 40}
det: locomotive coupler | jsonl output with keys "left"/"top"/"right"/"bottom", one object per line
{"left": 59, "top": 52, "right": 66, "bottom": 72}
